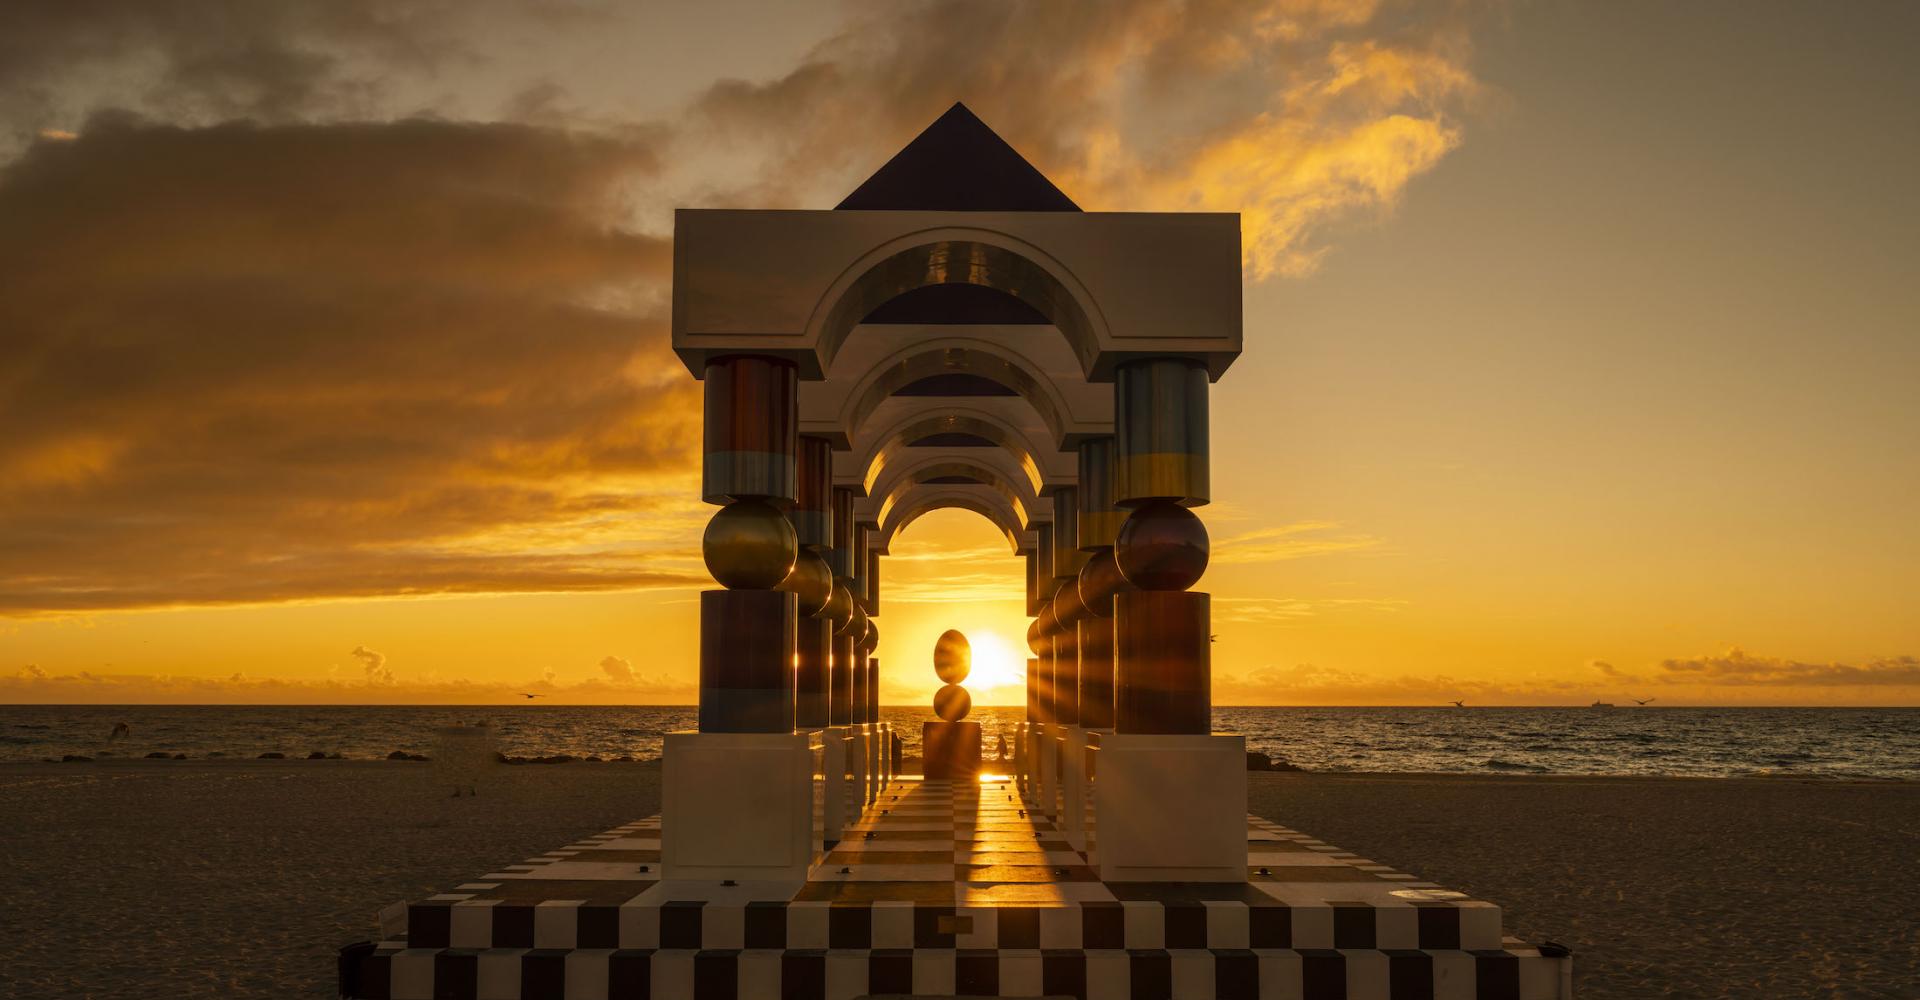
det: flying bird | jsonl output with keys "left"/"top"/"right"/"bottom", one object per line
{"left": 520, "top": 693, "right": 545, "bottom": 699}
{"left": 1633, "top": 697, "right": 1655, "bottom": 706}
{"left": 1449, "top": 700, "right": 1466, "bottom": 708}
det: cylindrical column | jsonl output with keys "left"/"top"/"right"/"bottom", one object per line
{"left": 1051, "top": 571, "right": 1091, "bottom": 728}
{"left": 1075, "top": 550, "right": 1131, "bottom": 730}
{"left": 1114, "top": 358, "right": 1209, "bottom": 506}
{"left": 1112, "top": 501, "right": 1211, "bottom": 733}
{"left": 828, "top": 487, "right": 857, "bottom": 579}
{"left": 1024, "top": 546, "right": 1041, "bottom": 616}
{"left": 1077, "top": 437, "right": 1126, "bottom": 548}
{"left": 826, "top": 581, "right": 856, "bottom": 726}
{"left": 781, "top": 548, "right": 834, "bottom": 730}
{"left": 1026, "top": 608, "right": 1054, "bottom": 724}
{"left": 702, "top": 357, "right": 798, "bottom": 505}
{"left": 1112, "top": 357, "right": 1212, "bottom": 734}
{"left": 698, "top": 356, "right": 800, "bottom": 734}
{"left": 848, "top": 604, "right": 869, "bottom": 725}
{"left": 783, "top": 435, "right": 836, "bottom": 731}
{"left": 791, "top": 436, "right": 833, "bottom": 548}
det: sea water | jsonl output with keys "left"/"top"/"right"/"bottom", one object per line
{"left": 4, "top": 704, "right": 1916, "bottom": 779}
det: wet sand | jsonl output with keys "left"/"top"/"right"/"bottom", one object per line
{"left": 1, "top": 761, "right": 1913, "bottom": 998}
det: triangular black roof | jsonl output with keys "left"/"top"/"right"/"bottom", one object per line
{"left": 836, "top": 103, "right": 1080, "bottom": 212}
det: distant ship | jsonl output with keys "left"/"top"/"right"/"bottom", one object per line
{"left": 1590, "top": 700, "right": 1615, "bottom": 708}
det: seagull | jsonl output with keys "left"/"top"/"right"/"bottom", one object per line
{"left": 1449, "top": 700, "right": 1466, "bottom": 708}
{"left": 1633, "top": 697, "right": 1655, "bottom": 706}
{"left": 520, "top": 693, "right": 545, "bottom": 699}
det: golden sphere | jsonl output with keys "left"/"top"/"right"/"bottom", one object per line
{"left": 777, "top": 547, "right": 833, "bottom": 616}
{"left": 840, "top": 599, "right": 868, "bottom": 640}
{"left": 934, "top": 683, "right": 972, "bottom": 722}
{"left": 823, "top": 581, "right": 854, "bottom": 631}
{"left": 861, "top": 620, "right": 880, "bottom": 655}
{"left": 1026, "top": 615, "right": 1049, "bottom": 657}
{"left": 1076, "top": 548, "right": 1131, "bottom": 618}
{"left": 1052, "top": 577, "right": 1090, "bottom": 626}
{"left": 933, "top": 629, "right": 971, "bottom": 684}
{"left": 1115, "top": 499, "right": 1209, "bottom": 591}
{"left": 703, "top": 499, "right": 796, "bottom": 589}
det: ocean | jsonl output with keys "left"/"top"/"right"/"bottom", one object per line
{"left": 5, "top": 704, "right": 1916, "bottom": 779}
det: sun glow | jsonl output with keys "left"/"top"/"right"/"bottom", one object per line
{"left": 964, "top": 630, "right": 1025, "bottom": 694}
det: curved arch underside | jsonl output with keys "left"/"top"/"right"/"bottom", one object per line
{"left": 865, "top": 451, "right": 1040, "bottom": 540}
{"left": 859, "top": 405, "right": 1050, "bottom": 497}
{"left": 817, "top": 239, "right": 1100, "bottom": 376}
{"left": 877, "top": 484, "right": 1028, "bottom": 555}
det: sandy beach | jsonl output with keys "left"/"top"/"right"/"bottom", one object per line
{"left": 1, "top": 761, "right": 1914, "bottom": 999}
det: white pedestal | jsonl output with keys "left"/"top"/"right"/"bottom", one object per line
{"left": 1091, "top": 733, "right": 1246, "bottom": 882}
{"left": 1060, "top": 726, "right": 1090, "bottom": 851}
{"left": 847, "top": 726, "right": 869, "bottom": 819}
{"left": 661, "top": 731, "right": 818, "bottom": 881}
{"left": 1013, "top": 722, "right": 1029, "bottom": 789}
{"left": 866, "top": 723, "right": 881, "bottom": 802}
{"left": 1035, "top": 724, "right": 1060, "bottom": 817}
{"left": 820, "top": 727, "right": 852, "bottom": 846}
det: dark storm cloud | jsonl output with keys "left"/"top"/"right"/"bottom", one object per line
{"left": 0, "top": 116, "right": 705, "bottom": 615}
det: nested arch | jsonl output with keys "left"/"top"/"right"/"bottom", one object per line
{"left": 858, "top": 406, "right": 1047, "bottom": 497}
{"left": 868, "top": 451, "right": 1038, "bottom": 538}
{"left": 808, "top": 229, "right": 1108, "bottom": 376}
{"left": 840, "top": 338, "right": 1071, "bottom": 447}
{"left": 878, "top": 487, "right": 1026, "bottom": 555}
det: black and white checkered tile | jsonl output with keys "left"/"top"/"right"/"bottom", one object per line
{"left": 346, "top": 942, "right": 1565, "bottom": 999}
{"left": 343, "top": 778, "right": 1570, "bottom": 999}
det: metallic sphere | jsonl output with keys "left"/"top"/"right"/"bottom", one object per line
{"left": 823, "top": 581, "right": 854, "bottom": 632}
{"left": 861, "top": 620, "right": 880, "bottom": 655}
{"left": 1026, "top": 615, "right": 1049, "bottom": 657}
{"left": 1051, "top": 576, "right": 1090, "bottom": 626}
{"left": 1114, "top": 499, "right": 1209, "bottom": 591}
{"left": 1076, "top": 548, "right": 1132, "bottom": 618}
{"left": 933, "top": 629, "right": 971, "bottom": 684}
{"left": 841, "top": 600, "right": 868, "bottom": 641}
{"left": 933, "top": 683, "right": 972, "bottom": 722}
{"left": 703, "top": 499, "right": 797, "bottom": 589}
{"left": 777, "top": 547, "right": 833, "bottom": 616}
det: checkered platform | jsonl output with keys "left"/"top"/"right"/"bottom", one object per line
{"left": 342, "top": 777, "right": 1570, "bottom": 999}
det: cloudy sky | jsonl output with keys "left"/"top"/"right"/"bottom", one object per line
{"left": 3, "top": 0, "right": 1917, "bottom": 706}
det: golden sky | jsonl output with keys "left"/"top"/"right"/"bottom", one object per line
{"left": 3, "top": 1, "right": 1917, "bottom": 706}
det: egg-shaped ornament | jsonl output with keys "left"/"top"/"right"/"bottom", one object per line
{"left": 932, "top": 629, "right": 971, "bottom": 685}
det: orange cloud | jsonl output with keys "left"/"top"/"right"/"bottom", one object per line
{"left": 0, "top": 117, "right": 703, "bottom": 616}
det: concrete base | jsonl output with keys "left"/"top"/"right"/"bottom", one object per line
{"left": 847, "top": 726, "right": 869, "bottom": 821}
{"left": 1091, "top": 732, "right": 1247, "bottom": 882}
{"left": 1012, "top": 721, "right": 1029, "bottom": 790}
{"left": 1059, "top": 726, "right": 1092, "bottom": 852}
{"left": 819, "top": 727, "right": 852, "bottom": 846}
{"left": 921, "top": 720, "right": 982, "bottom": 779}
{"left": 661, "top": 731, "right": 817, "bottom": 881}
{"left": 1032, "top": 724, "right": 1057, "bottom": 818}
